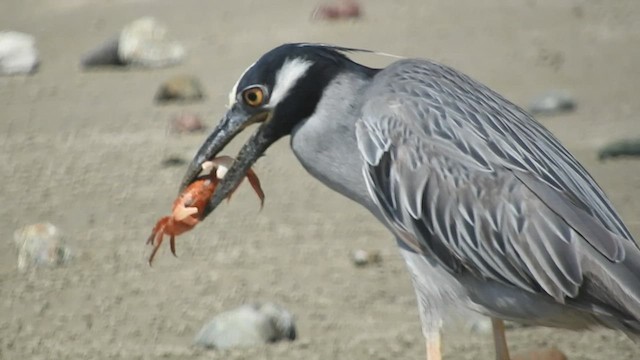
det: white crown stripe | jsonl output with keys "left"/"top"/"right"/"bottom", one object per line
{"left": 227, "top": 61, "right": 257, "bottom": 108}
{"left": 269, "top": 58, "right": 314, "bottom": 107}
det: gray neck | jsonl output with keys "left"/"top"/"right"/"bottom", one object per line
{"left": 290, "top": 72, "right": 380, "bottom": 217}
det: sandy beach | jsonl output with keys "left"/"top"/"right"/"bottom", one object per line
{"left": 1, "top": 1, "right": 640, "bottom": 359}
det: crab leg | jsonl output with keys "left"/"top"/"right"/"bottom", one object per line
{"left": 211, "top": 156, "right": 264, "bottom": 207}
{"left": 148, "top": 232, "right": 164, "bottom": 265}
{"left": 244, "top": 168, "right": 265, "bottom": 208}
{"left": 170, "top": 235, "right": 177, "bottom": 257}
{"left": 146, "top": 232, "right": 156, "bottom": 246}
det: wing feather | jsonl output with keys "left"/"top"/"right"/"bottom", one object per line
{"left": 356, "top": 58, "right": 635, "bottom": 301}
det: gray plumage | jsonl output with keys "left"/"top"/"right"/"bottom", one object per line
{"left": 183, "top": 44, "right": 640, "bottom": 352}
{"left": 352, "top": 58, "right": 640, "bottom": 336}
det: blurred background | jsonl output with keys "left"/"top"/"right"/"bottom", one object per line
{"left": 1, "top": 0, "right": 639, "bottom": 359}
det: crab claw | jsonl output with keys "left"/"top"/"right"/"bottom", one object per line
{"left": 201, "top": 161, "right": 215, "bottom": 173}
{"left": 207, "top": 156, "right": 264, "bottom": 208}
{"left": 244, "top": 167, "right": 265, "bottom": 209}
{"left": 147, "top": 217, "right": 171, "bottom": 266}
{"left": 173, "top": 203, "right": 199, "bottom": 221}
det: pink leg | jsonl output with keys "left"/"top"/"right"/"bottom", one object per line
{"left": 492, "top": 318, "right": 510, "bottom": 360}
{"left": 425, "top": 331, "right": 442, "bottom": 360}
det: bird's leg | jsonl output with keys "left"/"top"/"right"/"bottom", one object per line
{"left": 425, "top": 331, "right": 442, "bottom": 360}
{"left": 491, "top": 318, "right": 510, "bottom": 360}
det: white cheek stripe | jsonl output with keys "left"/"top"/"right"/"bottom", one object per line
{"left": 227, "top": 61, "right": 257, "bottom": 108}
{"left": 269, "top": 58, "right": 313, "bottom": 107}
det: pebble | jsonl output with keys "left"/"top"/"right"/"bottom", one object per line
{"left": 155, "top": 75, "right": 206, "bottom": 103}
{"left": 161, "top": 155, "right": 187, "bottom": 167}
{"left": 80, "top": 35, "right": 123, "bottom": 67}
{"left": 311, "top": 0, "right": 362, "bottom": 20}
{"left": 351, "top": 249, "right": 382, "bottom": 267}
{"left": 194, "top": 302, "right": 296, "bottom": 350}
{"left": 81, "top": 17, "right": 185, "bottom": 69}
{"left": 0, "top": 31, "right": 39, "bottom": 75}
{"left": 119, "top": 17, "right": 185, "bottom": 68}
{"left": 169, "top": 113, "right": 206, "bottom": 134}
{"left": 13, "top": 223, "right": 71, "bottom": 272}
{"left": 528, "top": 90, "right": 576, "bottom": 116}
{"left": 598, "top": 138, "right": 640, "bottom": 161}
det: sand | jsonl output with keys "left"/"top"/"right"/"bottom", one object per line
{"left": 1, "top": 0, "right": 640, "bottom": 359}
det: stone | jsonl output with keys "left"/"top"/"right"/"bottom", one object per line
{"left": 351, "top": 249, "right": 382, "bottom": 267}
{"left": 528, "top": 90, "right": 576, "bottom": 116}
{"left": 80, "top": 35, "right": 123, "bottom": 68}
{"left": 0, "top": 31, "right": 39, "bottom": 75}
{"left": 119, "top": 17, "right": 185, "bottom": 68}
{"left": 80, "top": 17, "right": 185, "bottom": 69}
{"left": 194, "top": 302, "right": 296, "bottom": 350}
{"left": 155, "top": 75, "right": 206, "bottom": 103}
{"left": 13, "top": 223, "right": 71, "bottom": 272}
{"left": 161, "top": 155, "right": 187, "bottom": 167}
{"left": 169, "top": 113, "right": 206, "bottom": 134}
{"left": 311, "top": 0, "right": 362, "bottom": 21}
{"left": 598, "top": 138, "right": 640, "bottom": 161}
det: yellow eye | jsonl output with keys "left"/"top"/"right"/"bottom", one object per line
{"left": 242, "top": 86, "right": 265, "bottom": 107}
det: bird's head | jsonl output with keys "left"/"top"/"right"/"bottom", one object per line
{"left": 180, "top": 43, "right": 379, "bottom": 219}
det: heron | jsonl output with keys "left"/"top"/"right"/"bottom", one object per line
{"left": 179, "top": 43, "right": 640, "bottom": 359}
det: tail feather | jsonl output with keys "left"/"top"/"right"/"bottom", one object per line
{"left": 578, "top": 240, "right": 640, "bottom": 337}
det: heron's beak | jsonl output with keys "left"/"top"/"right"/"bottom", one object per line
{"left": 180, "top": 106, "right": 274, "bottom": 220}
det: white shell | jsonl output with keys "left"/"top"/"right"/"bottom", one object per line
{"left": 13, "top": 223, "right": 70, "bottom": 271}
{"left": 194, "top": 302, "right": 295, "bottom": 349}
{"left": 201, "top": 161, "right": 214, "bottom": 172}
{"left": 216, "top": 164, "right": 229, "bottom": 179}
{"left": 118, "top": 17, "right": 185, "bottom": 68}
{"left": 0, "top": 31, "right": 39, "bottom": 75}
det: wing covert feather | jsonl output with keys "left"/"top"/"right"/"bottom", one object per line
{"left": 355, "top": 58, "right": 633, "bottom": 301}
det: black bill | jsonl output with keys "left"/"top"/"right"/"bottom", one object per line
{"left": 179, "top": 106, "right": 273, "bottom": 220}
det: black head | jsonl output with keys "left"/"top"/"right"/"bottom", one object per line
{"left": 228, "top": 43, "right": 378, "bottom": 139}
{"left": 180, "top": 43, "right": 379, "bottom": 219}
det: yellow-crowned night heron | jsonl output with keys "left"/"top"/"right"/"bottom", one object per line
{"left": 180, "top": 43, "right": 640, "bottom": 359}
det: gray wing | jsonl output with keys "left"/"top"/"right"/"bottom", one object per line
{"left": 355, "top": 59, "right": 636, "bottom": 301}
